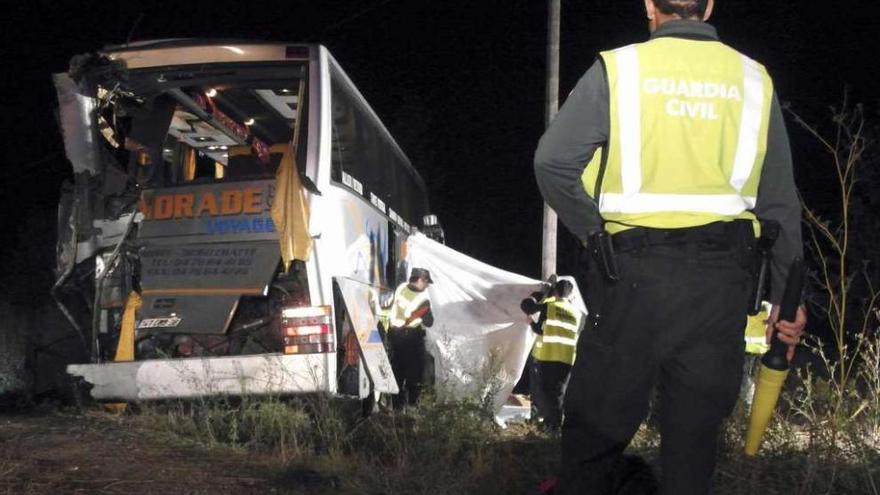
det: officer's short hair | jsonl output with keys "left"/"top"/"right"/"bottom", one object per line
{"left": 554, "top": 280, "right": 573, "bottom": 298}
{"left": 652, "top": 0, "right": 709, "bottom": 19}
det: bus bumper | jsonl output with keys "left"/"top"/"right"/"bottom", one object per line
{"left": 67, "top": 353, "right": 335, "bottom": 401}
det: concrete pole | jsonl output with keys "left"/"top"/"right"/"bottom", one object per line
{"left": 542, "top": 0, "right": 560, "bottom": 280}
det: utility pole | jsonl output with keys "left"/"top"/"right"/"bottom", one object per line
{"left": 542, "top": 0, "right": 560, "bottom": 280}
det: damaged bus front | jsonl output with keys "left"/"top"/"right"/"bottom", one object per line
{"left": 55, "top": 41, "right": 438, "bottom": 404}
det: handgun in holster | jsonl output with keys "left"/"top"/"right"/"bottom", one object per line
{"left": 589, "top": 230, "right": 620, "bottom": 282}
{"left": 749, "top": 220, "right": 780, "bottom": 315}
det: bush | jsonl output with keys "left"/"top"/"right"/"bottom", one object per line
{"left": 134, "top": 391, "right": 559, "bottom": 495}
{"left": 139, "top": 394, "right": 342, "bottom": 462}
{"left": 705, "top": 100, "right": 880, "bottom": 495}
{"left": 0, "top": 301, "right": 28, "bottom": 400}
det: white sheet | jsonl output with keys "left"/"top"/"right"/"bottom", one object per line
{"left": 406, "top": 233, "right": 587, "bottom": 421}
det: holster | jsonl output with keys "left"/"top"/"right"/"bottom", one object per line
{"left": 589, "top": 231, "right": 620, "bottom": 282}
{"left": 748, "top": 220, "right": 780, "bottom": 315}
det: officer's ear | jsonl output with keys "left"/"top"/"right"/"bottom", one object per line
{"left": 644, "top": 0, "right": 656, "bottom": 21}
{"left": 702, "top": 0, "right": 715, "bottom": 21}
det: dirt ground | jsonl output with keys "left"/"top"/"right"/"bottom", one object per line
{"left": 0, "top": 410, "right": 336, "bottom": 494}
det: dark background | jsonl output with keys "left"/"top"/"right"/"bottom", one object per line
{"left": 1, "top": 0, "right": 879, "bottom": 306}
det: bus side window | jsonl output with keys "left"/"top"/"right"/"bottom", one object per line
{"left": 331, "top": 85, "right": 356, "bottom": 183}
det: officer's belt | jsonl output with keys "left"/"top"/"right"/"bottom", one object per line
{"left": 611, "top": 220, "right": 753, "bottom": 252}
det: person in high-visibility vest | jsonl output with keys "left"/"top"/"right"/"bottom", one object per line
{"left": 533, "top": 1, "right": 807, "bottom": 492}
{"left": 740, "top": 301, "right": 771, "bottom": 410}
{"left": 745, "top": 302, "right": 772, "bottom": 356}
{"left": 523, "top": 280, "right": 582, "bottom": 431}
{"left": 387, "top": 267, "right": 434, "bottom": 409}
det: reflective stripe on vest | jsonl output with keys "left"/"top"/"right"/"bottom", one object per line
{"left": 745, "top": 336, "right": 768, "bottom": 355}
{"left": 390, "top": 283, "right": 429, "bottom": 329}
{"left": 581, "top": 38, "right": 773, "bottom": 234}
{"left": 532, "top": 298, "right": 580, "bottom": 366}
{"left": 531, "top": 297, "right": 554, "bottom": 361}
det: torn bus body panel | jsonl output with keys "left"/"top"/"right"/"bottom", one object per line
{"left": 54, "top": 40, "right": 425, "bottom": 404}
{"left": 53, "top": 73, "right": 101, "bottom": 176}
{"left": 52, "top": 57, "right": 139, "bottom": 324}
{"left": 335, "top": 277, "right": 398, "bottom": 394}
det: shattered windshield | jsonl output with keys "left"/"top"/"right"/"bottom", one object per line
{"left": 95, "top": 62, "right": 308, "bottom": 188}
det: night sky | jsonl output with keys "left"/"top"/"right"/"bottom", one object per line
{"left": 2, "top": 0, "right": 879, "bottom": 301}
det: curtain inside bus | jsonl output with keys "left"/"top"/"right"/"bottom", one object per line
{"left": 271, "top": 144, "right": 312, "bottom": 269}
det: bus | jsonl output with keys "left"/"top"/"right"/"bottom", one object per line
{"left": 54, "top": 40, "right": 441, "bottom": 406}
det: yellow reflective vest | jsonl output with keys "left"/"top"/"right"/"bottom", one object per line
{"left": 532, "top": 297, "right": 581, "bottom": 366}
{"left": 745, "top": 304, "right": 771, "bottom": 355}
{"left": 581, "top": 37, "right": 774, "bottom": 234}
{"left": 390, "top": 282, "right": 430, "bottom": 329}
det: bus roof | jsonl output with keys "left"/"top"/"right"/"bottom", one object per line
{"left": 102, "top": 39, "right": 317, "bottom": 69}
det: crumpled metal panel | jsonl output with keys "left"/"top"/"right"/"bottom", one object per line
{"left": 334, "top": 276, "right": 398, "bottom": 394}
{"left": 52, "top": 73, "right": 100, "bottom": 175}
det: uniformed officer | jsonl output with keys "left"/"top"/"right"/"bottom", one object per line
{"left": 387, "top": 267, "right": 434, "bottom": 408}
{"left": 523, "top": 280, "right": 582, "bottom": 430}
{"left": 534, "top": 1, "right": 807, "bottom": 493}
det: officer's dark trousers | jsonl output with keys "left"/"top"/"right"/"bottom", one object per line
{"left": 387, "top": 327, "right": 426, "bottom": 408}
{"left": 531, "top": 360, "right": 572, "bottom": 430}
{"left": 558, "top": 226, "right": 754, "bottom": 495}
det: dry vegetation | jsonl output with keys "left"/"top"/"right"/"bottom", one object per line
{"left": 2, "top": 362, "right": 876, "bottom": 495}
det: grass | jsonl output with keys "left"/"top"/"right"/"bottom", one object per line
{"left": 133, "top": 392, "right": 558, "bottom": 495}
{"left": 0, "top": 301, "right": 27, "bottom": 398}
{"left": 123, "top": 341, "right": 879, "bottom": 495}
